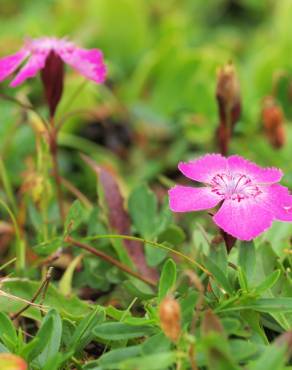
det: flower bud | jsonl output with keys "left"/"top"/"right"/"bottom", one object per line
{"left": 41, "top": 50, "right": 64, "bottom": 118}
{"left": 262, "top": 96, "right": 286, "bottom": 149}
{"left": 0, "top": 353, "right": 27, "bottom": 370}
{"left": 159, "top": 295, "right": 181, "bottom": 342}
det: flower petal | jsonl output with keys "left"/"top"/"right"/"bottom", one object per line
{"left": 264, "top": 184, "right": 292, "bottom": 222}
{"left": 213, "top": 197, "right": 274, "bottom": 241}
{"left": 169, "top": 185, "right": 222, "bottom": 212}
{"left": 0, "top": 50, "right": 28, "bottom": 83}
{"left": 59, "top": 47, "right": 106, "bottom": 83}
{"left": 10, "top": 52, "right": 49, "bottom": 87}
{"left": 227, "top": 155, "right": 282, "bottom": 184}
{"left": 178, "top": 154, "right": 227, "bottom": 184}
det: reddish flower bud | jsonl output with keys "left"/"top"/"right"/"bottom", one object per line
{"left": 0, "top": 353, "right": 27, "bottom": 370}
{"left": 159, "top": 295, "right": 181, "bottom": 342}
{"left": 216, "top": 62, "right": 241, "bottom": 155}
{"left": 41, "top": 50, "right": 64, "bottom": 118}
{"left": 262, "top": 96, "right": 286, "bottom": 149}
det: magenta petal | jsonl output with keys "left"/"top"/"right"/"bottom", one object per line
{"left": 0, "top": 50, "right": 28, "bottom": 83}
{"left": 213, "top": 198, "right": 274, "bottom": 241}
{"left": 264, "top": 184, "right": 292, "bottom": 221}
{"left": 227, "top": 155, "right": 282, "bottom": 184}
{"left": 10, "top": 52, "right": 49, "bottom": 87}
{"left": 178, "top": 154, "right": 227, "bottom": 184}
{"left": 169, "top": 185, "right": 221, "bottom": 212}
{"left": 59, "top": 47, "right": 106, "bottom": 83}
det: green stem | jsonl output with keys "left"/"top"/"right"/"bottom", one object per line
{"left": 85, "top": 234, "right": 211, "bottom": 276}
{"left": 0, "top": 199, "right": 25, "bottom": 272}
{"left": 0, "top": 157, "right": 18, "bottom": 214}
{"left": 0, "top": 257, "right": 16, "bottom": 271}
{"left": 65, "top": 236, "right": 156, "bottom": 287}
{"left": 49, "top": 120, "right": 65, "bottom": 223}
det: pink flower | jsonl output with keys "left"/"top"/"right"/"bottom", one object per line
{"left": 0, "top": 37, "right": 107, "bottom": 116}
{"left": 0, "top": 37, "right": 106, "bottom": 86}
{"left": 169, "top": 154, "right": 292, "bottom": 241}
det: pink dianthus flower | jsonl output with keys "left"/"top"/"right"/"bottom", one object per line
{"left": 0, "top": 37, "right": 106, "bottom": 116}
{"left": 169, "top": 154, "right": 292, "bottom": 241}
{"left": 0, "top": 37, "right": 106, "bottom": 86}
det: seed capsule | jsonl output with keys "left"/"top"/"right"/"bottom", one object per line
{"left": 159, "top": 296, "right": 181, "bottom": 342}
{"left": 262, "top": 96, "right": 286, "bottom": 149}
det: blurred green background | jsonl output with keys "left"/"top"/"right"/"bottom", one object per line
{"left": 0, "top": 0, "right": 291, "bottom": 194}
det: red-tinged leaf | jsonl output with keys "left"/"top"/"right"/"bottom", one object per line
{"left": 81, "top": 154, "right": 158, "bottom": 281}
{"left": 0, "top": 354, "right": 27, "bottom": 370}
{"left": 201, "top": 309, "right": 225, "bottom": 336}
{"left": 274, "top": 331, "right": 292, "bottom": 359}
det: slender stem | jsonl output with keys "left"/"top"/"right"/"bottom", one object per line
{"left": 49, "top": 120, "right": 65, "bottom": 222}
{"left": 0, "top": 199, "right": 24, "bottom": 272}
{"left": 11, "top": 267, "right": 53, "bottom": 320}
{"left": 85, "top": 234, "right": 211, "bottom": 276}
{"left": 0, "top": 157, "right": 18, "bottom": 214}
{"left": 60, "top": 177, "right": 92, "bottom": 209}
{"left": 65, "top": 236, "right": 157, "bottom": 287}
{"left": 0, "top": 258, "right": 16, "bottom": 271}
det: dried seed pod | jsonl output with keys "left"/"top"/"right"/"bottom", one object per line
{"left": 215, "top": 62, "right": 241, "bottom": 155}
{"left": 159, "top": 295, "right": 181, "bottom": 342}
{"left": 262, "top": 96, "right": 286, "bottom": 149}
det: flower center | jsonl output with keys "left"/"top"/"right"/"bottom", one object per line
{"left": 26, "top": 37, "right": 74, "bottom": 54}
{"left": 210, "top": 172, "right": 262, "bottom": 202}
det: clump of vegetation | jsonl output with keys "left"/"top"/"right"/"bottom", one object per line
{"left": 0, "top": 1, "right": 291, "bottom": 369}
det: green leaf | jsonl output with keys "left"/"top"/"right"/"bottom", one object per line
{"left": 153, "top": 225, "right": 185, "bottom": 266}
{"left": 0, "top": 343, "right": 9, "bottom": 353}
{"left": 241, "top": 310, "right": 268, "bottom": 344}
{"left": 59, "top": 254, "right": 84, "bottom": 296}
{"left": 0, "top": 313, "right": 17, "bottom": 351}
{"left": 254, "top": 270, "right": 281, "bottom": 295}
{"left": 116, "top": 352, "right": 176, "bottom": 370}
{"left": 229, "top": 339, "right": 259, "bottom": 361}
{"left": 158, "top": 258, "right": 177, "bottom": 302}
{"left": 98, "top": 345, "right": 142, "bottom": 368}
{"left": 158, "top": 224, "right": 185, "bottom": 246}
{"left": 142, "top": 333, "right": 171, "bottom": 355}
{"left": 33, "top": 309, "right": 62, "bottom": 367}
{"left": 238, "top": 240, "right": 256, "bottom": 280}
{"left": 128, "top": 184, "right": 158, "bottom": 238}
{"left": 64, "top": 199, "right": 84, "bottom": 233}
{"left": 0, "top": 279, "right": 90, "bottom": 321}
{"left": 221, "top": 298, "right": 292, "bottom": 313}
{"left": 33, "top": 237, "right": 63, "bottom": 257}
{"left": 123, "top": 279, "right": 155, "bottom": 300}
{"left": 249, "top": 344, "right": 286, "bottom": 370}
{"left": 93, "top": 322, "right": 155, "bottom": 341}
{"left": 70, "top": 306, "right": 105, "bottom": 354}
{"left": 201, "top": 332, "right": 238, "bottom": 370}
{"left": 204, "top": 257, "right": 233, "bottom": 294}
{"left": 237, "top": 266, "right": 249, "bottom": 292}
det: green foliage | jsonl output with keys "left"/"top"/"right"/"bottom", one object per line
{"left": 0, "top": 0, "right": 291, "bottom": 369}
